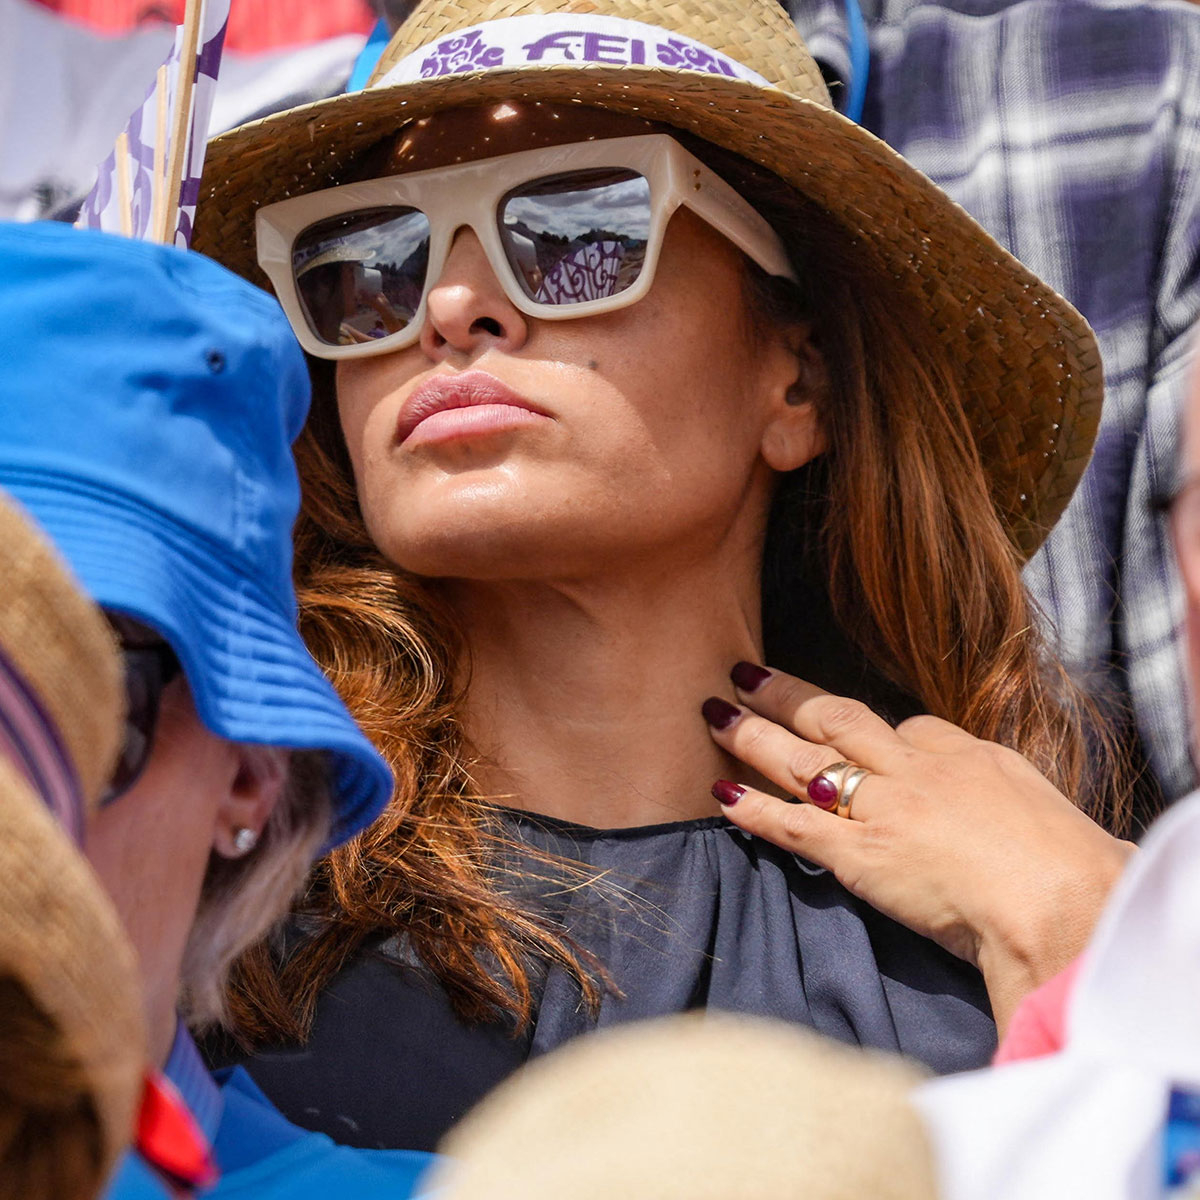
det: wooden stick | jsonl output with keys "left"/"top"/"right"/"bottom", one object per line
{"left": 150, "top": 64, "right": 169, "bottom": 242}
{"left": 157, "top": 0, "right": 204, "bottom": 245}
{"left": 115, "top": 132, "right": 133, "bottom": 238}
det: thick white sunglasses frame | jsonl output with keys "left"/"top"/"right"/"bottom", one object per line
{"left": 256, "top": 133, "right": 797, "bottom": 361}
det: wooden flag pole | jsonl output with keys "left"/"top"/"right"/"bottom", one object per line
{"left": 150, "top": 66, "right": 169, "bottom": 242}
{"left": 115, "top": 133, "right": 133, "bottom": 238}
{"left": 157, "top": 0, "right": 205, "bottom": 244}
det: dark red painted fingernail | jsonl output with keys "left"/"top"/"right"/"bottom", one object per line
{"left": 731, "top": 661, "right": 772, "bottom": 693}
{"left": 701, "top": 697, "right": 742, "bottom": 730}
{"left": 712, "top": 779, "right": 745, "bottom": 806}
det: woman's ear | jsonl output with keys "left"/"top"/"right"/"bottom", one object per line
{"left": 761, "top": 331, "right": 828, "bottom": 473}
{"left": 212, "top": 745, "right": 288, "bottom": 859}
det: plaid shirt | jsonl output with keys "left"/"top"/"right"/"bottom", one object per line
{"left": 787, "top": 0, "right": 1200, "bottom": 805}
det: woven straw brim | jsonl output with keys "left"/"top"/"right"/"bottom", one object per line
{"left": 0, "top": 764, "right": 145, "bottom": 1188}
{"left": 0, "top": 492, "right": 144, "bottom": 1182}
{"left": 195, "top": 67, "right": 1102, "bottom": 558}
{"left": 0, "top": 494, "right": 124, "bottom": 804}
{"left": 0, "top": 762, "right": 145, "bottom": 1190}
{"left": 427, "top": 1012, "right": 937, "bottom": 1200}
{"left": 0, "top": 493, "right": 144, "bottom": 1183}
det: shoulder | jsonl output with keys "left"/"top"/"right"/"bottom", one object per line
{"left": 206, "top": 1148, "right": 438, "bottom": 1200}
{"left": 102, "top": 1152, "right": 177, "bottom": 1200}
{"left": 870, "top": 0, "right": 1198, "bottom": 29}
{"left": 868, "top": 0, "right": 1200, "bottom": 82}
{"left": 206, "top": 1068, "right": 439, "bottom": 1199}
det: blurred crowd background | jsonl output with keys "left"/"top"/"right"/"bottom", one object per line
{"left": 0, "top": 0, "right": 419, "bottom": 220}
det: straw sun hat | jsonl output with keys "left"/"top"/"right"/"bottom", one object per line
{"left": 425, "top": 1012, "right": 938, "bottom": 1200}
{"left": 194, "top": 0, "right": 1102, "bottom": 557}
{"left": 0, "top": 490, "right": 145, "bottom": 1196}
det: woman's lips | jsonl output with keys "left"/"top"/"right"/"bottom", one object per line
{"left": 396, "top": 371, "right": 552, "bottom": 448}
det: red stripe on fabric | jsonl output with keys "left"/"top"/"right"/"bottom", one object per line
{"left": 26, "top": 0, "right": 373, "bottom": 51}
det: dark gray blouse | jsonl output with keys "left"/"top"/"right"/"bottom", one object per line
{"left": 235, "top": 808, "right": 995, "bottom": 1151}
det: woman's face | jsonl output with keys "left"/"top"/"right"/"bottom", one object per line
{"left": 84, "top": 620, "right": 287, "bottom": 1051}
{"left": 336, "top": 103, "right": 822, "bottom": 582}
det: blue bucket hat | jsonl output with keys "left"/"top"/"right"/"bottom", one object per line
{"left": 0, "top": 220, "right": 392, "bottom": 847}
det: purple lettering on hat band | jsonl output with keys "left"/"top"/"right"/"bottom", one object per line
{"left": 378, "top": 13, "right": 771, "bottom": 90}
{"left": 0, "top": 646, "right": 85, "bottom": 844}
{"left": 420, "top": 29, "right": 505, "bottom": 78}
{"left": 522, "top": 30, "right": 585, "bottom": 61}
{"left": 584, "top": 32, "right": 626, "bottom": 63}
{"left": 655, "top": 36, "right": 738, "bottom": 77}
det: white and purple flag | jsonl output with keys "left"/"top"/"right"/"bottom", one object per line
{"left": 76, "top": 0, "right": 229, "bottom": 247}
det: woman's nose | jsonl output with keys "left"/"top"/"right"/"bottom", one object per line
{"left": 419, "top": 227, "right": 529, "bottom": 359}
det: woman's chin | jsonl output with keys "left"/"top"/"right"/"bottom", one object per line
{"left": 363, "top": 472, "right": 608, "bottom": 580}
{"left": 375, "top": 518, "right": 595, "bottom": 582}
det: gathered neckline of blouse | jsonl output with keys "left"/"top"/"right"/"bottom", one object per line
{"left": 490, "top": 803, "right": 734, "bottom": 841}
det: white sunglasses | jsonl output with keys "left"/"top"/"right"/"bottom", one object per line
{"left": 256, "top": 133, "right": 797, "bottom": 361}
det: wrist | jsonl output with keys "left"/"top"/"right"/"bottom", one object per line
{"left": 975, "top": 837, "right": 1135, "bottom": 1036}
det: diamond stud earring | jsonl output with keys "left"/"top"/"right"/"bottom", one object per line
{"left": 232, "top": 826, "right": 259, "bottom": 855}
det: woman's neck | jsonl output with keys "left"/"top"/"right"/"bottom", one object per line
{"left": 445, "top": 552, "right": 765, "bottom": 828}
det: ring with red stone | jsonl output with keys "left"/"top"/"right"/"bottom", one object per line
{"left": 806, "top": 761, "right": 852, "bottom": 811}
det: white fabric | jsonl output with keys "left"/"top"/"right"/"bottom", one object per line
{"left": 0, "top": 0, "right": 171, "bottom": 219}
{"left": 0, "top": 0, "right": 361, "bottom": 221}
{"left": 76, "top": 0, "right": 231, "bottom": 244}
{"left": 914, "top": 790, "right": 1200, "bottom": 1198}
{"left": 375, "top": 12, "right": 771, "bottom": 89}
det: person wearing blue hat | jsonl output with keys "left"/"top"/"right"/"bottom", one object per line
{"left": 0, "top": 219, "right": 435, "bottom": 1199}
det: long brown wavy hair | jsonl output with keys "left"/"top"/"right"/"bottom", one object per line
{"left": 227, "top": 123, "right": 1131, "bottom": 1045}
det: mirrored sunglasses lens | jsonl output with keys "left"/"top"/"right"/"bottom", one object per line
{"left": 292, "top": 206, "right": 431, "bottom": 347}
{"left": 102, "top": 645, "right": 179, "bottom": 804}
{"left": 499, "top": 169, "right": 651, "bottom": 306}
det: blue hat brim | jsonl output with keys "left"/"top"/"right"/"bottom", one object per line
{"left": 3, "top": 469, "right": 393, "bottom": 849}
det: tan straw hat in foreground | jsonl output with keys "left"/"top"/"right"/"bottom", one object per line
{"left": 425, "top": 1012, "right": 938, "bottom": 1200}
{"left": 0, "top": 490, "right": 145, "bottom": 1199}
{"left": 194, "top": 0, "right": 1102, "bottom": 557}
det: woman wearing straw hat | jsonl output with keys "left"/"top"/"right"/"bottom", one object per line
{"left": 194, "top": 0, "right": 1133, "bottom": 1151}
{"left": 0, "top": 220, "right": 437, "bottom": 1199}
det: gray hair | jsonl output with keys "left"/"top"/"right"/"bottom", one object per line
{"left": 179, "top": 750, "right": 332, "bottom": 1029}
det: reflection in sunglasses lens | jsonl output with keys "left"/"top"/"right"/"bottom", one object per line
{"left": 499, "top": 169, "right": 651, "bottom": 305}
{"left": 293, "top": 206, "right": 431, "bottom": 346}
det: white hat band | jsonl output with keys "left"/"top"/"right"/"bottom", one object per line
{"left": 375, "top": 13, "right": 772, "bottom": 89}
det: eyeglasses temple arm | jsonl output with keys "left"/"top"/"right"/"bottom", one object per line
{"left": 683, "top": 170, "right": 797, "bottom": 283}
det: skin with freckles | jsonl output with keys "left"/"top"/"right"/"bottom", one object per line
{"left": 336, "top": 102, "right": 824, "bottom": 828}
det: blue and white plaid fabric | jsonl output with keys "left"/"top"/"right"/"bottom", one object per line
{"left": 788, "top": 0, "right": 1200, "bottom": 804}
